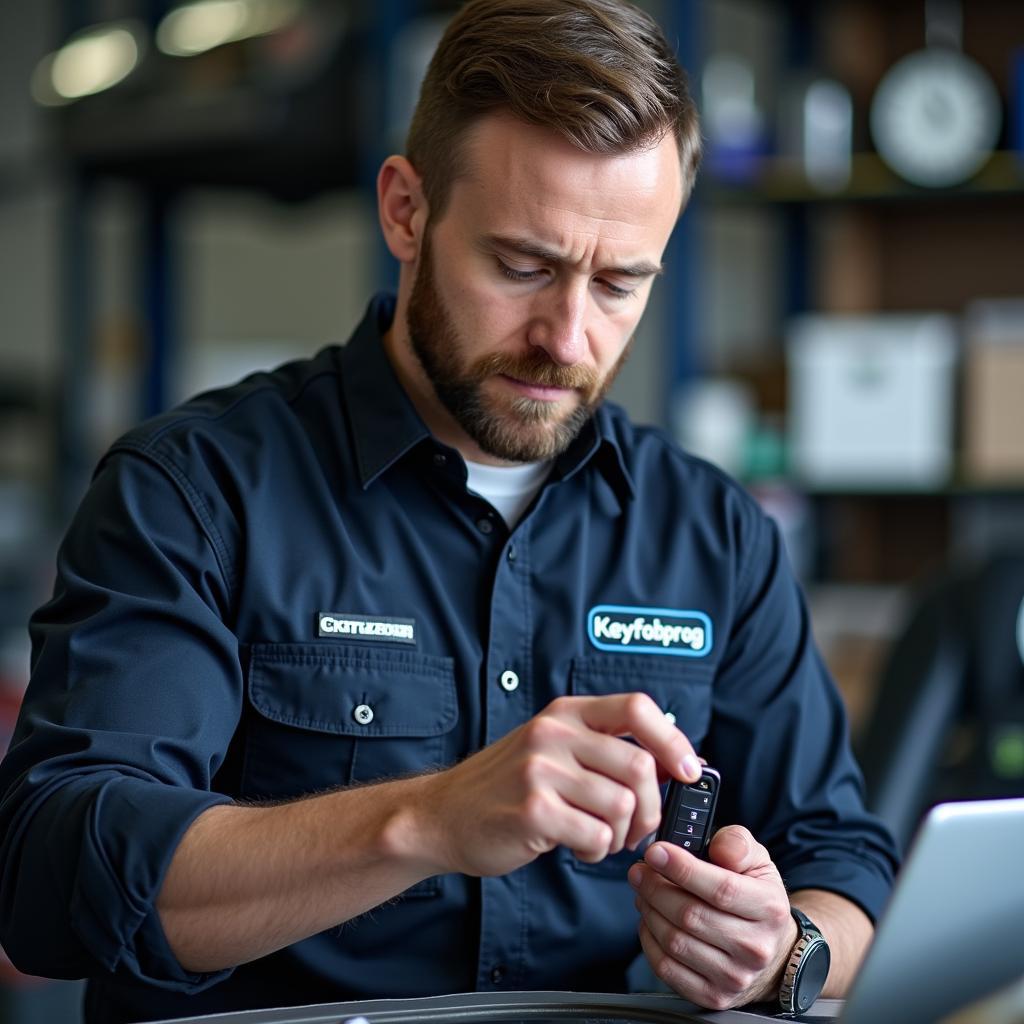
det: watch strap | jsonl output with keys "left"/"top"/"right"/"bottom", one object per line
{"left": 778, "top": 908, "right": 830, "bottom": 1014}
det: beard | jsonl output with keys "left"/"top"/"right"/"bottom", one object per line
{"left": 405, "top": 232, "right": 633, "bottom": 463}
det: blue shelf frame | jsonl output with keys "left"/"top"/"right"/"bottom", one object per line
{"left": 660, "top": 0, "right": 704, "bottom": 429}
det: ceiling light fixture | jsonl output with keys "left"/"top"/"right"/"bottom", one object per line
{"left": 156, "top": 0, "right": 302, "bottom": 58}
{"left": 31, "top": 22, "right": 143, "bottom": 105}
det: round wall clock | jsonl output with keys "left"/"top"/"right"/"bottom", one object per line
{"left": 870, "top": 47, "right": 1001, "bottom": 188}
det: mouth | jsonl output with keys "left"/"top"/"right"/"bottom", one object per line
{"left": 498, "top": 374, "right": 576, "bottom": 402}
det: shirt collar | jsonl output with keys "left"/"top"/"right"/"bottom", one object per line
{"left": 338, "top": 293, "right": 431, "bottom": 489}
{"left": 554, "top": 406, "right": 636, "bottom": 509}
{"left": 338, "top": 291, "right": 636, "bottom": 507}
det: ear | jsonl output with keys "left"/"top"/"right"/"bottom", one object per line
{"left": 377, "top": 155, "right": 429, "bottom": 264}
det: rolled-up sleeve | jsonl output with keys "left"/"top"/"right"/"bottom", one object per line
{"left": 0, "top": 450, "right": 239, "bottom": 990}
{"left": 706, "top": 505, "right": 899, "bottom": 923}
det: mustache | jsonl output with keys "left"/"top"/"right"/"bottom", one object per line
{"left": 472, "top": 351, "right": 598, "bottom": 392}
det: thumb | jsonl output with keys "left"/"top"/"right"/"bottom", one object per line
{"left": 708, "top": 825, "right": 777, "bottom": 880}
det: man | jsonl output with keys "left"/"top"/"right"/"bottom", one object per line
{"left": 0, "top": 1, "right": 898, "bottom": 1022}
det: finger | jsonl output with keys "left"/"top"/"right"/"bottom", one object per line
{"left": 632, "top": 863, "right": 744, "bottom": 956}
{"left": 555, "top": 765, "right": 638, "bottom": 855}
{"left": 574, "top": 693, "right": 702, "bottom": 782}
{"left": 655, "top": 754, "right": 706, "bottom": 786}
{"left": 707, "top": 826, "right": 782, "bottom": 883}
{"left": 511, "top": 772, "right": 619, "bottom": 863}
{"left": 643, "top": 842, "right": 768, "bottom": 920}
{"left": 544, "top": 798, "right": 616, "bottom": 863}
{"left": 637, "top": 892, "right": 735, "bottom": 986}
{"left": 568, "top": 730, "right": 661, "bottom": 848}
{"left": 638, "top": 918, "right": 719, "bottom": 1009}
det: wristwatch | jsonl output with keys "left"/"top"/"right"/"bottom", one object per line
{"left": 778, "top": 907, "right": 831, "bottom": 1014}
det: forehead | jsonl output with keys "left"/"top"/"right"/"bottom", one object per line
{"left": 441, "top": 113, "right": 683, "bottom": 255}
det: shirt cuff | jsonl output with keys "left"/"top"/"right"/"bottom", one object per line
{"left": 69, "top": 776, "right": 234, "bottom": 992}
{"left": 782, "top": 859, "right": 894, "bottom": 925}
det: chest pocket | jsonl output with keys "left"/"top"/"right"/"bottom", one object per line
{"left": 564, "top": 654, "right": 715, "bottom": 878}
{"left": 243, "top": 641, "right": 458, "bottom": 794}
{"left": 242, "top": 643, "right": 458, "bottom": 899}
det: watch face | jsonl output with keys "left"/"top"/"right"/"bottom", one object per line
{"left": 794, "top": 936, "right": 831, "bottom": 1013}
{"left": 870, "top": 48, "right": 1002, "bottom": 187}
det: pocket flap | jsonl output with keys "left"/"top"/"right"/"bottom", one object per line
{"left": 248, "top": 643, "right": 458, "bottom": 737}
{"left": 570, "top": 654, "right": 714, "bottom": 743}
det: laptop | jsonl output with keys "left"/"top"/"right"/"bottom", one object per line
{"left": 839, "top": 795, "right": 1024, "bottom": 1024}
{"left": 155, "top": 798, "right": 1024, "bottom": 1024}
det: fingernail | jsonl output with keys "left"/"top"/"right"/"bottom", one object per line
{"left": 646, "top": 843, "right": 668, "bottom": 868}
{"left": 682, "top": 755, "right": 701, "bottom": 781}
{"left": 627, "top": 863, "right": 643, "bottom": 888}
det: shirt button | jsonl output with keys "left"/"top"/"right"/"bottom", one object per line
{"left": 499, "top": 670, "right": 519, "bottom": 693}
{"left": 507, "top": 544, "right": 516, "bottom": 562}
{"left": 433, "top": 452, "right": 447, "bottom": 468}
{"left": 664, "top": 711, "right": 676, "bottom": 726}
{"left": 477, "top": 517, "right": 493, "bottom": 534}
{"left": 490, "top": 965, "right": 506, "bottom": 984}
{"left": 353, "top": 704, "right": 374, "bottom": 725}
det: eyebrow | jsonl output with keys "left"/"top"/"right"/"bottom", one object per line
{"left": 483, "top": 234, "right": 664, "bottom": 279}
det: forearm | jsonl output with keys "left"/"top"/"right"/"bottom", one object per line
{"left": 157, "top": 772, "right": 443, "bottom": 973}
{"left": 158, "top": 693, "right": 698, "bottom": 975}
{"left": 789, "top": 889, "right": 873, "bottom": 997}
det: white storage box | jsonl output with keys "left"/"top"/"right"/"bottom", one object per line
{"left": 787, "top": 314, "right": 957, "bottom": 489}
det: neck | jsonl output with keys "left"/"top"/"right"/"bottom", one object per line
{"left": 380, "top": 299, "right": 524, "bottom": 468}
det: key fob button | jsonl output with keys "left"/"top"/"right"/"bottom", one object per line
{"left": 676, "top": 808, "right": 709, "bottom": 827}
{"left": 679, "top": 790, "right": 713, "bottom": 811}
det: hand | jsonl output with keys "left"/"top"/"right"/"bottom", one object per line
{"left": 418, "top": 694, "right": 702, "bottom": 878}
{"left": 628, "top": 826, "right": 797, "bottom": 1011}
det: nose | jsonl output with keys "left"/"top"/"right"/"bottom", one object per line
{"left": 527, "top": 281, "right": 589, "bottom": 365}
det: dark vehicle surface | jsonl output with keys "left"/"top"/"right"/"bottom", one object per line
{"left": 152, "top": 990, "right": 845, "bottom": 1024}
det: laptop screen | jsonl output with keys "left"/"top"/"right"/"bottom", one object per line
{"left": 841, "top": 797, "right": 1024, "bottom": 1024}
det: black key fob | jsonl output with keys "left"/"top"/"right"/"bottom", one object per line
{"left": 654, "top": 766, "right": 720, "bottom": 858}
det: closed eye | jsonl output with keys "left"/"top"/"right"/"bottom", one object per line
{"left": 600, "top": 280, "right": 635, "bottom": 300}
{"left": 498, "top": 258, "right": 639, "bottom": 300}
{"left": 498, "top": 260, "right": 544, "bottom": 283}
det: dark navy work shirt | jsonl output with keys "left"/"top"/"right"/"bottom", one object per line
{"left": 0, "top": 294, "right": 897, "bottom": 1023}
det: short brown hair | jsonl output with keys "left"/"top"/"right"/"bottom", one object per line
{"left": 406, "top": 0, "right": 702, "bottom": 218}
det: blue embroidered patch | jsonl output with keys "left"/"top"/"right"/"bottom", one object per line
{"left": 587, "top": 604, "right": 712, "bottom": 657}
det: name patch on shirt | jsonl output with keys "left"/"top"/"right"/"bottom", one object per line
{"left": 317, "top": 612, "right": 416, "bottom": 645}
{"left": 587, "top": 605, "right": 712, "bottom": 657}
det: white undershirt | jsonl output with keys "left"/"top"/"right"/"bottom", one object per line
{"left": 465, "top": 458, "right": 553, "bottom": 529}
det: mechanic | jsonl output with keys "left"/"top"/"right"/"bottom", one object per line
{"left": 0, "top": 1, "right": 898, "bottom": 1022}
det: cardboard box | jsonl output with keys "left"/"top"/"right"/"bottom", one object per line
{"left": 787, "top": 314, "right": 957, "bottom": 489}
{"left": 963, "top": 300, "right": 1024, "bottom": 484}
